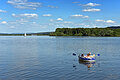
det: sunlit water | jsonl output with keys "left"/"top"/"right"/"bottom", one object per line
{"left": 0, "top": 36, "right": 120, "bottom": 80}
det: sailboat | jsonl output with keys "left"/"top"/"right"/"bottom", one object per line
{"left": 24, "top": 33, "right": 27, "bottom": 37}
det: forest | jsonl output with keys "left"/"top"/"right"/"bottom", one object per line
{"left": 50, "top": 28, "right": 120, "bottom": 37}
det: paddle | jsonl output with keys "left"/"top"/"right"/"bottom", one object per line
{"left": 97, "top": 54, "right": 100, "bottom": 56}
{"left": 72, "top": 53, "right": 76, "bottom": 56}
{"left": 72, "top": 52, "right": 100, "bottom": 57}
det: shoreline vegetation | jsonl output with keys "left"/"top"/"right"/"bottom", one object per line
{"left": 50, "top": 27, "right": 120, "bottom": 37}
{"left": 0, "top": 27, "right": 120, "bottom": 37}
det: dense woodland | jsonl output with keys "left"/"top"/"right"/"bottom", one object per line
{"left": 50, "top": 28, "right": 120, "bottom": 37}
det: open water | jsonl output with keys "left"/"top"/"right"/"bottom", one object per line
{"left": 0, "top": 36, "right": 120, "bottom": 80}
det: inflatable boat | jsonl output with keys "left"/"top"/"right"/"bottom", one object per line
{"left": 78, "top": 55, "right": 95, "bottom": 62}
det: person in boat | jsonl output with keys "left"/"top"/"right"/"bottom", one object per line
{"left": 85, "top": 52, "right": 91, "bottom": 58}
{"left": 81, "top": 54, "right": 84, "bottom": 57}
{"left": 88, "top": 52, "right": 91, "bottom": 55}
{"left": 85, "top": 52, "right": 95, "bottom": 58}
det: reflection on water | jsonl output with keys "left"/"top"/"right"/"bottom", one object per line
{"left": 79, "top": 60, "right": 96, "bottom": 70}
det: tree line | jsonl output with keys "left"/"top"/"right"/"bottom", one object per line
{"left": 50, "top": 28, "right": 120, "bottom": 37}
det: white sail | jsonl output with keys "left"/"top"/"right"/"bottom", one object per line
{"left": 24, "top": 33, "right": 27, "bottom": 37}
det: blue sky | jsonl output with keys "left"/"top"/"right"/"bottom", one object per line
{"left": 0, "top": 0, "right": 120, "bottom": 33}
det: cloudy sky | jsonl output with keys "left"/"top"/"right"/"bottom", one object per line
{"left": 0, "top": 0, "right": 120, "bottom": 33}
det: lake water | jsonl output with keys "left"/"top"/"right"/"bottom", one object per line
{"left": 0, "top": 36, "right": 120, "bottom": 80}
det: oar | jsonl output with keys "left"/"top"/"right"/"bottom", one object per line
{"left": 72, "top": 53, "right": 100, "bottom": 57}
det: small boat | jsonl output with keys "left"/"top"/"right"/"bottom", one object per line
{"left": 78, "top": 55, "right": 95, "bottom": 62}
{"left": 24, "top": 33, "right": 27, "bottom": 37}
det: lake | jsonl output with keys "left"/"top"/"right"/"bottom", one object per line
{"left": 0, "top": 36, "right": 120, "bottom": 80}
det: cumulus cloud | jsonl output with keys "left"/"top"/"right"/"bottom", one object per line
{"left": 83, "top": 3, "right": 101, "bottom": 7}
{"left": 0, "top": 9, "right": 7, "bottom": 13}
{"left": 95, "top": 19, "right": 115, "bottom": 23}
{"left": 12, "top": 13, "right": 38, "bottom": 18}
{"left": 1, "top": 21, "right": 7, "bottom": 24}
{"left": 7, "top": 0, "right": 42, "bottom": 10}
{"left": 106, "top": 20, "right": 115, "bottom": 23}
{"left": 57, "top": 18, "right": 63, "bottom": 21}
{"left": 83, "top": 8, "right": 101, "bottom": 12}
{"left": 71, "top": 14, "right": 89, "bottom": 18}
{"left": 42, "top": 14, "right": 52, "bottom": 17}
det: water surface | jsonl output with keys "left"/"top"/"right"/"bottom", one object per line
{"left": 0, "top": 36, "right": 120, "bottom": 80}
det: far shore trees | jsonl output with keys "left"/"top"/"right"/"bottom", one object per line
{"left": 50, "top": 28, "right": 120, "bottom": 37}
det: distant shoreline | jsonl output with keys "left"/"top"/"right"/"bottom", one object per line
{"left": 1, "top": 27, "right": 120, "bottom": 37}
{"left": 49, "top": 27, "right": 120, "bottom": 37}
{"left": 0, "top": 32, "right": 52, "bottom": 36}
{"left": 0, "top": 34, "right": 49, "bottom": 36}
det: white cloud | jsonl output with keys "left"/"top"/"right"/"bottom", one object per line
{"left": 95, "top": 19, "right": 115, "bottom": 23}
{"left": 48, "top": 5, "right": 58, "bottom": 8}
{"left": 106, "top": 20, "right": 115, "bottom": 23}
{"left": 50, "top": 19, "right": 54, "bottom": 22}
{"left": 57, "top": 18, "right": 63, "bottom": 21}
{"left": 0, "top": 9, "right": 7, "bottom": 13}
{"left": 71, "top": 14, "right": 89, "bottom": 18}
{"left": 12, "top": 13, "right": 38, "bottom": 18}
{"left": 83, "top": 8, "right": 101, "bottom": 12}
{"left": 84, "top": 3, "right": 101, "bottom": 7}
{"left": 21, "top": 13, "right": 38, "bottom": 17}
{"left": 7, "top": 0, "right": 42, "bottom": 10}
{"left": 16, "top": 19, "right": 28, "bottom": 23}
{"left": 8, "top": 19, "right": 29, "bottom": 25}
{"left": 42, "top": 14, "right": 52, "bottom": 17}
{"left": 95, "top": 19, "right": 105, "bottom": 22}
{"left": 12, "top": 13, "right": 15, "bottom": 16}
{"left": 64, "top": 21, "right": 73, "bottom": 24}
{"left": 32, "top": 22, "right": 36, "bottom": 24}
{"left": 1, "top": 21, "right": 7, "bottom": 24}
